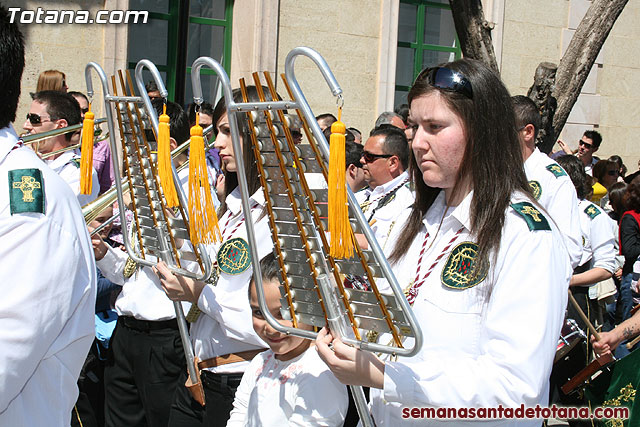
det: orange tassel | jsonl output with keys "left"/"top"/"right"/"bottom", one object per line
{"left": 328, "top": 109, "right": 353, "bottom": 258}
{"left": 79, "top": 105, "right": 94, "bottom": 194}
{"left": 158, "top": 104, "right": 179, "bottom": 207}
{"left": 188, "top": 112, "right": 221, "bottom": 245}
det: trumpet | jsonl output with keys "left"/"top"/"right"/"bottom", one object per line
{"left": 22, "top": 118, "right": 108, "bottom": 159}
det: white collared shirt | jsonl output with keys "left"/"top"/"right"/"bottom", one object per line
{"left": 370, "top": 190, "right": 571, "bottom": 426}
{"left": 576, "top": 199, "right": 617, "bottom": 274}
{"left": 524, "top": 148, "right": 582, "bottom": 269}
{"left": 227, "top": 347, "right": 348, "bottom": 426}
{"left": 46, "top": 150, "right": 99, "bottom": 207}
{"left": 191, "top": 187, "right": 270, "bottom": 373}
{"left": 360, "top": 171, "right": 415, "bottom": 248}
{"left": 0, "top": 125, "right": 96, "bottom": 426}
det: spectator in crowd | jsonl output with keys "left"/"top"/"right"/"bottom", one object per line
{"left": 592, "top": 159, "right": 620, "bottom": 208}
{"left": 36, "top": 69, "right": 68, "bottom": 92}
{"left": 374, "top": 111, "right": 405, "bottom": 130}
{"left": 345, "top": 139, "right": 366, "bottom": 193}
{"left": 394, "top": 103, "right": 409, "bottom": 127}
{"left": 146, "top": 80, "right": 161, "bottom": 100}
{"left": 608, "top": 155, "right": 626, "bottom": 182}
{"left": 70, "top": 90, "right": 115, "bottom": 195}
{"left": 578, "top": 130, "right": 602, "bottom": 176}
{"left": 348, "top": 127, "right": 362, "bottom": 145}
{"left": 316, "top": 113, "right": 337, "bottom": 131}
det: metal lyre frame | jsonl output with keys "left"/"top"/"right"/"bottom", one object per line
{"left": 84, "top": 60, "right": 213, "bottom": 390}
{"left": 191, "top": 47, "right": 423, "bottom": 426}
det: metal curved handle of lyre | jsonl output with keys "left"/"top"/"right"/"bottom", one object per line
{"left": 85, "top": 60, "right": 205, "bottom": 390}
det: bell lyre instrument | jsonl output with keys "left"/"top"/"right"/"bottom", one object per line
{"left": 84, "top": 60, "right": 213, "bottom": 401}
{"left": 191, "top": 47, "right": 423, "bottom": 426}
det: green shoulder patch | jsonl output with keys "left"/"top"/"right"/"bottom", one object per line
{"left": 441, "top": 242, "right": 489, "bottom": 289}
{"left": 511, "top": 202, "right": 551, "bottom": 231}
{"left": 70, "top": 158, "right": 81, "bottom": 168}
{"left": 9, "top": 168, "right": 45, "bottom": 215}
{"left": 584, "top": 203, "right": 601, "bottom": 220}
{"left": 546, "top": 164, "right": 567, "bottom": 178}
{"left": 528, "top": 180, "right": 542, "bottom": 200}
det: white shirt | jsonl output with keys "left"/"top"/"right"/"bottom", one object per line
{"left": 370, "top": 190, "right": 571, "bottom": 426}
{"left": 524, "top": 148, "right": 582, "bottom": 269}
{"left": 178, "top": 163, "right": 221, "bottom": 210}
{"left": 576, "top": 199, "right": 617, "bottom": 274}
{"left": 46, "top": 150, "right": 99, "bottom": 207}
{"left": 227, "top": 347, "right": 348, "bottom": 426}
{"left": 360, "top": 171, "right": 415, "bottom": 248}
{"left": 191, "top": 187, "right": 271, "bottom": 373}
{"left": 583, "top": 157, "right": 598, "bottom": 176}
{"left": 0, "top": 125, "right": 96, "bottom": 426}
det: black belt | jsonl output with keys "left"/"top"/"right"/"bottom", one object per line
{"left": 119, "top": 316, "right": 179, "bottom": 332}
{"left": 200, "top": 370, "right": 243, "bottom": 391}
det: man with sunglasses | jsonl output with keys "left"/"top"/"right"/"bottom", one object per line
{"left": 578, "top": 130, "right": 602, "bottom": 176}
{"left": 0, "top": 6, "right": 96, "bottom": 426}
{"left": 23, "top": 90, "right": 99, "bottom": 205}
{"left": 358, "top": 126, "right": 414, "bottom": 246}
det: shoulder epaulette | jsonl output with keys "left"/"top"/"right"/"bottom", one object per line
{"left": 584, "top": 203, "right": 601, "bottom": 220}
{"left": 9, "top": 168, "right": 45, "bottom": 215}
{"left": 546, "top": 164, "right": 567, "bottom": 178}
{"left": 510, "top": 202, "right": 551, "bottom": 231}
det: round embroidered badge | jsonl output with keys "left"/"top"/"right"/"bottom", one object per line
{"left": 441, "top": 242, "right": 488, "bottom": 289}
{"left": 528, "top": 180, "right": 542, "bottom": 200}
{"left": 217, "top": 237, "right": 252, "bottom": 275}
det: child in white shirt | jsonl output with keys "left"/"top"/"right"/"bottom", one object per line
{"left": 226, "top": 253, "right": 348, "bottom": 426}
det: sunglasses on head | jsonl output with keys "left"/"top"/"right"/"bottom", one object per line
{"left": 579, "top": 140, "right": 593, "bottom": 149}
{"left": 26, "top": 113, "right": 52, "bottom": 126}
{"left": 362, "top": 150, "right": 393, "bottom": 163}
{"left": 415, "top": 66, "right": 473, "bottom": 99}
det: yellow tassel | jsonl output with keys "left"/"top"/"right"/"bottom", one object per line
{"left": 188, "top": 112, "right": 221, "bottom": 246}
{"left": 79, "top": 105, "right": 94, "bottom": 194}
{"left": 328, "top": 109, "right": 353, "bottom": 259}
{"left": 158, "top": 104, "right": 179, "bottom": 207}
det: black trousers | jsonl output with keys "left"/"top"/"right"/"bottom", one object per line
{"left": 71, "top": 341, "right": 105, "bottom": 427}
{"left": 104, "top": 317, "right": 185, "bottom": 427}
{"left": 168, "top": 369, "right": 243, "bottom": 427}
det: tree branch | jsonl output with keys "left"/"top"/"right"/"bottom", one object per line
{"left": 449, "top": 0, "right": 499, "bottom": 73}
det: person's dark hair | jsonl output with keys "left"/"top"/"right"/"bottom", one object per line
{"left": 583, "top": 130, "right": 602, "bottom": 150}
{"left": 394, "top": 103, "right": 409, "bottom": 125}
{"left": 624, "top": 176, "right": 640, "bottom": 213}
{"left": 369, "top": 126, "right": 409, "bottom": 170}
{"left": 345, "top": 140, "right": 363, "bottom": 169}
{"left": 592, "top": 159, "right": 616, "bottom": 185}
{"left": 187, "top": 102, "right": 214, "bottom": 127}
{"left": 608, "top": 155, "right": 626, "bottom": 177}
{"left": 145, "top": 80, "right": 159, "bottom": 93}
{"left": 323, "top": 126, "right": 355, "bottom": 145}
{"left": 151, "top": 99, "right": 190, "bottom": 145}
{"left": 347, "top": 127, "right": 362, "bottom": 142}
{"left": 0, "top": 5, "right": 25, "bottom": 129}
{"left": 608, "top": 182, "right": 627, "bottom": 217}
{"left": 315, "top": 113, "right": 337, "bottom": 128}
{"left": 556, "top": 155, "right": 588, "bottom": 200}
{"left": 68, "top": 91, "right": 89, "bottom": 104}
{"left": 213, "top": 86, "right": 278, "bottom": 215}
{"left": 389, "top": 58, "right": 530, "bottom": 283}
{"left": 249, "top": 252, "right": 281, "bottom": 294}
{"left": 31, "top": 90, "right": 81, "bottom": 142}
{"left": 512, "top": 95, "right": 540, "bottom": 138}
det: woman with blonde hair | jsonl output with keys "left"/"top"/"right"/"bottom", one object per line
{"left": 36, "top": 69, "right": 68, "bottom": 92}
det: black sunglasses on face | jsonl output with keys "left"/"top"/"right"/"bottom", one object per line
{"left": 26, "top": 113, "right": 52, "bottom": 126}
{"left": 362, "top": 150, "right": 393, "bottom": 163}
{"left": 579, "top": 140, "right": 593, "bottom": 149}
{"left": 415, "top": 66, "right": 473, "bottom": 99}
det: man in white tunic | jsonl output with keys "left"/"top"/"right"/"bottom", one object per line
{"left": 0, "top": 8, "right": 97, "bottom": 425}
{"left": 513, "top": 95, "right": 582, "bottom": 270}
{"left": 23, "top": 90, "right": 99, "bottom": 206}
{"left": 358, "top": 126, "right": 415, "bottom": 248}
